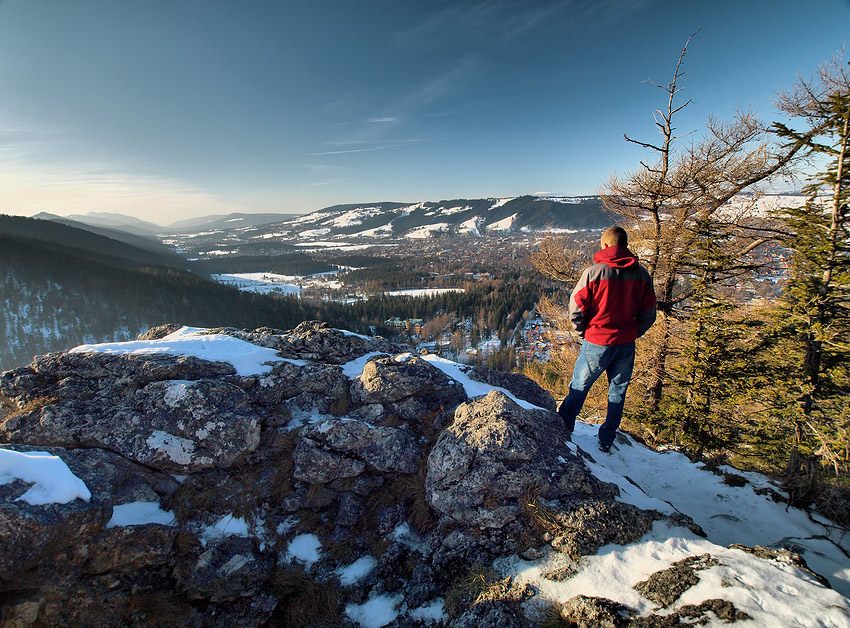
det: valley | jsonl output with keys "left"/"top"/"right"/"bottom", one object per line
{"left": 1, "top": 193, "right": 797, "bottom": 373}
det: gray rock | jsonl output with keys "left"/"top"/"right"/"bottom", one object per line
{"left": 634, "top": 554, "right": 719, "bottom": 608}
{"left": 448, "top": 600, "right": 529, "bottom": 628}
{"left": 426, "top": 391, "right": 614, "bottom": 530}
{"left": 0, "top": 496, "right": 110, "bottom": 580}
{"left": 351, "top": 355, "right": 467, "bottom": 426}
{"left": 2, "top": 378, "right": 262, "bottom": 473}
{"left": 550, "top": 499, "right": 662, "bottom": 559}
{"left": 467, "top": 364, "right": 556, "bottom": 411}
{"left": 554, "top": 595, "right": 633, "bottom": 628}
{"left": 300, "top": 418, "right": 422, "bottom": 475}
{"left": 212, "top": 321, "right": 401, "bottom": 364}
{"left": 178, "top": 536, "right": 274, "bottom": 603}
{"left": 137, "top": 323, "right": 184, "bottom": 340}
{"left": 292, "top": 439, "right": 366, "bottom": 483}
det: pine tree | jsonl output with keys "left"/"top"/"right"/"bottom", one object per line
{"left": 771, "top": 52, "right": 850, "bottom": 481}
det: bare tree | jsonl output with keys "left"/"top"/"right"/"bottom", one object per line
{"left": 600, "top": 34, "right": 814, "bottom": 411}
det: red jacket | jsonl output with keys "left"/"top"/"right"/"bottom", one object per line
{"left": 568, "top": 246, "right": 657, "bottom": 345}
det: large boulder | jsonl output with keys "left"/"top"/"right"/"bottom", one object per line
{"left": 1, "top": 377, "right": 261, "bottom": 473}
{"left": 426, "top": 391, "right": 615, "bottom": 530}
{"left": 351, "top": 354, "right": 467, "bottom": 426}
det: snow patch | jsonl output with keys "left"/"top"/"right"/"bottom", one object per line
{"left": 70, "top": 326, "right": 286, "bottom": 376}
{"left": 287, "top": 533, "right": 322, "bottom": 565}
{"left": 345, "top": 594, "right": 403, "bottom": 628}
{"left": 145, "top": 431, "right": 204, "bottom": 465}
{"left": 337, "top": 555, "right": 378, "bottom": 586}
{"left": 0, "top": 448, "right": 91, "bottom": 505}
{"left": 106, "top": 501, "right": 176, "bottom": 528}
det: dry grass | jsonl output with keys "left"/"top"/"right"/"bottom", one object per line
{"left": 330, "top": 394, "right": 351, "bottom": 416}
{"left": 167, "top": 431, "right": 297, "bottom": 526}
{"left": 3, "top": 395, "right": 59, "bottom": 419}
{"left": 444, "top": 565, "right": 506, "bottom": 618}
{"left": 359, "top": 458, "right": 437, "bottom": 537}
{"left": 539, "top": 603, "right": 571, "bottom": 628}
{"left": 123, "top": 589, "right": 193, "bottom": 625}
{"left": 521, "top": 485, "right": 564, "bottom": 540}
{"left": 267, "top": 565, "right": 340, "bottom": 628}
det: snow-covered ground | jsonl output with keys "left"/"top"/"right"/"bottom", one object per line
{"left": 384, "top": 288, "right": 464, "bottom": 298}
{"left": 4, "top": 328, "right": 849, "bottom": 627}
{"left": 69, "top": 325, "right": 290, "bottom": 376}
{"left": 211, "top": 272, "right": 304, "bottom": 295}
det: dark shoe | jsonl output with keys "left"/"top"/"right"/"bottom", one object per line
{"left": 565, "top": 430, "right": 573, "bottom": 443}
{"left": 598, "top": 441, "right": 611, "bottom": 453}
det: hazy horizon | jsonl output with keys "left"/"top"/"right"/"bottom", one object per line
{"left": 0, "top": 0, "right": 846, "bottom": 223}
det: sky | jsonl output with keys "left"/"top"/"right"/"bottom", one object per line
{"left": 0, "top": 0, "right": 847, "bottom": 225}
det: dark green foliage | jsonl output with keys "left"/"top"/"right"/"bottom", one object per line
{"left": 0, "top": 214, "right": 193, "bottom": 271}
{"left": 0, "top": 234, "right": 317, "bottom": 370}
{"left": 193, "top": 253, "right": 335, "bottom": 276}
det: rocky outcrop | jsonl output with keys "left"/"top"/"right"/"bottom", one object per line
{"left": 0, "top": 321, "right": 823, "bottom": 627}
{"left": 426, "top": 391, "right": 614, "bottom": 531}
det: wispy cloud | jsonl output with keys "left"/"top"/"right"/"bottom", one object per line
{"left": 308, "top": 139, "right": 424, "bottom": 157}
{"left": 394, "top": 0, "right": 650, "bottom": 49}
{"left": 367, "top": 117, "right": 398, "bottom": 124}
{"left": 0, "top": 110, "right": 239, "bottom": 222}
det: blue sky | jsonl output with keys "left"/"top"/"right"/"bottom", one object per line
{"left": 0, "top": 0, "right": 847, "bottom": 224}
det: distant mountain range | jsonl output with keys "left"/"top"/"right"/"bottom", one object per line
{"left": 32, "top": 210, "right": 301, "bottom": 236}
{"left": 34, "top": 195, "right": 611, "bottom": 240}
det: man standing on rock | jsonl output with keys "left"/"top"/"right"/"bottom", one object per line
{"left": 557, "top": 226, "right": 656, "bottom": 452}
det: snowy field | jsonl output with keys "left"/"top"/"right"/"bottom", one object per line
{"left": 211, "top": 272, "right": 345, "bottom": 295}
{"left": 384, "top": 288, "right": 464, "bottom": 297}
{"left": 212, "top": 272, "right": 463, "bottom": 301}
{"left": 3, "top": 328, "right": 849, "bottom": 627}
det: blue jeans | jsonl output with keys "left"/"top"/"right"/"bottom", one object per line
{"left": 557, "top": 340, "right": 635, "bottom": 447}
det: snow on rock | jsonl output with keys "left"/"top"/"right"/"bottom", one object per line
{"left": 345, "top": 594, "right": 403, "bottom": 628}
{"left": 337, "top": 555, "right": 378, "bottom": 586}
{"left": 287, "top": 533, "right": 322, "bottom": 565}
{"left": 70, "top": 325, "right": 286, "bottom": 376}
{"left": 2, "top": 320, "right": 849, "bottom": 627}
{"left": 106, "top": 501, "right": 176, "bottom": 528}
{"left": 0, "top": 448, "right": 91, "bottom": 505}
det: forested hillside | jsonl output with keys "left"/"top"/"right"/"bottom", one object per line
{"left": 0, "top": 234, "right": 321, "bottom": 371}
{"left": 0, "top": 214, "right": 194, "bottom": 271}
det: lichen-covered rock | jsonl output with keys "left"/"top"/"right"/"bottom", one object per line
{"left": 467, "top": 364, "right": 556, "bottom": 411}
{"left": 351, "top": 354, "right": 467, "bottom": 425}
{"left": 214, "top": 321, "right": 402, "bottom": 364}
{"left": 0, "top": 320, "right": 823, "bottom": 628}
{"left": 634, "top": 554, "right": 719, "bottom": 607}
{"left": 0, "top": 497, "right": 110, "bottom": 579}
{"left": 426, "top": 391, "right": 614, "bottom": 530}
{"left": 448, "top": 600, "right": 530, "bottom": 628}
{"left": 550, "top": 499, "right": 662, "bottom": 559}
{"left": 2, "top": 377, "right": 262, "bottom": 473}
{"left": 298, "top": 418, "right": 422, "bottom": 476}
{"left": 554, "top": 595, "right": 632, "bottom": 627}
{"left": 177, "top": 536, "right": 275, "bottom": 603}
{"left": 292, "top": 438, "right": 367, "bottom": 483}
